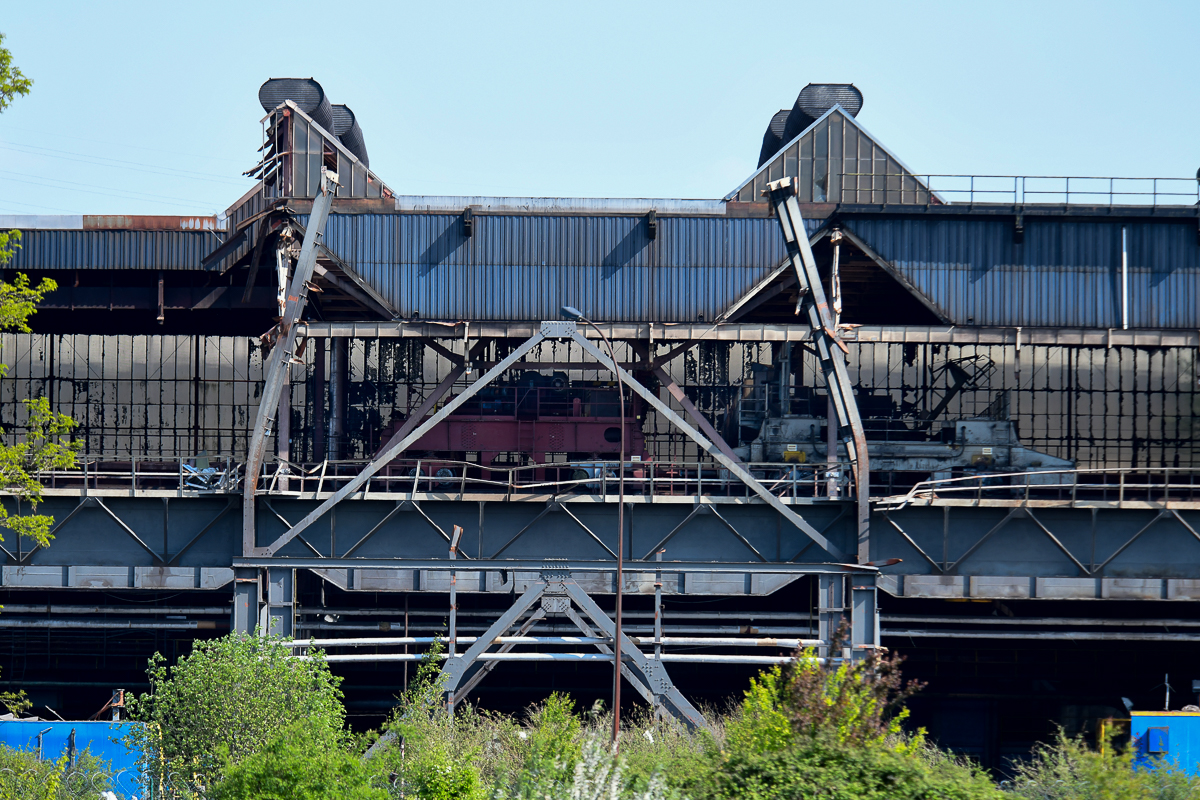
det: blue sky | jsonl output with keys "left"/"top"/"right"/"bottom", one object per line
{"left": 1, "top": 0, "right": 1197, "bottom": 215}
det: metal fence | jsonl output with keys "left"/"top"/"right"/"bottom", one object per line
{"left": 892, "top": 174, "right": 1200, "bottom": 207}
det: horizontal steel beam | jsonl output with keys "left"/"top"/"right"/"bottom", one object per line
{"left": 299, "top": 322, "right": 1199, "bottom": 348}
{"left": 314, "top": 652, "right": 804, "bottom": 664}
{"left": 233, "top": 557, "right": 871, "bottom": 574}
{"left": 287, "top": 636, "right": 818, "bottom": 648}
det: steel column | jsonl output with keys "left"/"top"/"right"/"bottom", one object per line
{"left": 767, "top": 179, "right": 871, "bottom": 563}
{"left": 243, "top": 170, "right": 337, "bottom": 555}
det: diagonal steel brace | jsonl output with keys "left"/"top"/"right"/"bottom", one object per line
{"left": 255, "top": 327, "right": 551, "bottom": 556}
{"left": 569, "top": 330, "right": 849, "bottom": 561}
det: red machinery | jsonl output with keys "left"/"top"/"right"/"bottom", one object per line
{"left": 380, "top": 372, "right": 647, "bottom": 481}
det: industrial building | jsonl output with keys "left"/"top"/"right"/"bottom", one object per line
{"left": 0, "top": 79, "right": 1197, "bottom": 765}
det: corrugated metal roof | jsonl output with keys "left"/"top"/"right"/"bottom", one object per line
{"left": 6, "top": 229, "right": 215, "bottom": 271}
{"left": 845, "top": 216, "right": 1200, "bottom": 329}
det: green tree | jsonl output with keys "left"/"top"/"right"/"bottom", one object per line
{"left": 0, "top": 32, "right": 33, "bottom": 268}
{"left": 126, "top": 634, "right": 347, "bottom": 790}
{"left": 0, "top": 33, "right": 76, "bottom": 547}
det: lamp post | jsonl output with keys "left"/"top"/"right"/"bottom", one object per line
{"left": 562, "top": 305, "right": 625, "bottom": 749}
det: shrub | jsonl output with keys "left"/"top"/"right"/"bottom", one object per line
{"left": 700, "top": 633, "right": 1003, "bottom": 800}
{"left": 0, "top": 745, "right": 113, "bottom": 800}
{"left": 209, "top": 723, "right": 387, "bottom": 800}
{"left": 1003, "top": 729, "right": 1200, "bottom": 800}
{"left": 126, "top": 633, "right": 345, "bottom": 789}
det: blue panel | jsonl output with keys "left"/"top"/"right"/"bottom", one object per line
{"left": 846, "top": 216, "right": 1200, "bottom": 329}
{"left": 1132, "top": 713, "right": 1200, "bottom": 774}
{"left": 314, "top": 212, "right": 810, "bottom": 322}
{"left": 0, "top": 720, "right": 144, "bottom": 792}
{"left": 8, "top": 230, "right": 212, "bottom": 271}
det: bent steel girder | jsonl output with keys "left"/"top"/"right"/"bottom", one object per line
{"left": 243, "top": 170, "right": 338, "bottom": 554}
{"left": 257, "top": 327, "right": 550, "bottom": 556}
{"left": 766, "top": 179, "right": 871, "bottom": 562}
{"left": 569, "top": 330, "right": 850, "bottom": 562}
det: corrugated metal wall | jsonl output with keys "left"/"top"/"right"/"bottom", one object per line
{"left": 319, "top": 213, "right": 804, "bottom": 322}
{"left": 847, "top": 216, "right": 1200, "bottom": 329}
{"left": 6, "top": 230, "right": 214, "bottom": 271}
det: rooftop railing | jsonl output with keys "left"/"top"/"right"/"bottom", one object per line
{"left": 845, "top": 173, "right": 1200, "bottom": 207}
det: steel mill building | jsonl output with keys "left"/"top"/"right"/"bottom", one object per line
{"left": 1, "top": 80, "right": 1197, "bottom": 765}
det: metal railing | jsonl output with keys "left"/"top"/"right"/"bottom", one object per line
{"left": 845, "top": 173, "right": 1200, "bottom": 207}
{"left": 881, "top": 467, "right": 1200, "bottom": 509}
{"left": 37, "top": 455, "right": 241, "bottom": 494}
{"left": 258, "top": 457, "right": 844, "bottom": 501}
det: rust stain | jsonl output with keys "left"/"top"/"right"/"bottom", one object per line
{"left": 83, "top": 215, "right": 219, "bottom": 231}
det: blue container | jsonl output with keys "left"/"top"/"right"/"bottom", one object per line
{"left": 0, "top": 720, "right": 144, "bottom": 794}
{"left": 1131, "top": 711, "right": 1200, "bottom": 774}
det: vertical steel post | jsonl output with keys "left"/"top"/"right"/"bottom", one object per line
{"left": 329, "top": 337, "right": 348, "bottom": 460}
{"left": 816, "top": 573, "right": 846, "bottom": 660}
{"left": 1121, "top": 226, "right": 1129, "bottom": 331}
{"left": 265, "top": 567, "right": 295, "bottom": 638}
{"left": 449, "top": 525, "right": 464, "bottom": 658}
{"left": 850, "top": 572, "right": 879, "bottom": 661}
{"left": 231, "top": 567, "right": 260, "bottom": 635}
{"left": 277, "top": 378, "right": 290, "bottom": 492}
{"left": 654, "top": 550, "right": 663, "bottom": 661}
{"left": 313, "top": 337, "right": 326, "bottom": 462}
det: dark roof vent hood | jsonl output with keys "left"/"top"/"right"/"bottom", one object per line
{"left": 331, "top": 104, "right": 369, "bottom": 167}
{"left": 757, "top": 83, "right": 863, "bottom": 167}
{"left": 258, "top": 77, "right": 335, "bottom": 134}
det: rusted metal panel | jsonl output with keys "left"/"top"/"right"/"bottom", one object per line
{"left": 845, "top": 216, "right": 1200, "bottom": 329}
{"left": 82, "top": 215, "right": 221, "bottom": 231}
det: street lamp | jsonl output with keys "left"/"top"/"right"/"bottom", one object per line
{"left": 561, "top": 305, "right": 626, "bottom": 749}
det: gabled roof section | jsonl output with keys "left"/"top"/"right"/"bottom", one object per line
{"left": 726, "top": 106, "right": 940, "bottom": 205}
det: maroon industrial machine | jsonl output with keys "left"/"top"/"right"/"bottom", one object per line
{"left": 378, "top": 371, "right": 647, "bottom": 485}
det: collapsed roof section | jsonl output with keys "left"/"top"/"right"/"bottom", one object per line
{"left": 728, "top": 106, "right": 938, "bottom": 206}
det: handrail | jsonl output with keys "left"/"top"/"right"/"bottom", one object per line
{"left": 841, "top": 173, "right": 1200, "bottom": 207}
{"left": 20, "top": 455, "right": 844, "bottom": 502}
{"left": 880, "top": 467, "right": 1200, "bottom": 510}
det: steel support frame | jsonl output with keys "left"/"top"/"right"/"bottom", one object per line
{"left": 767, "top": 178, "right": 871, "bottom": 562}
{"left": 243, "top": 170, "right": 337, "bottom": 555}
{"left": 439, "top": 571, "right": 711, "bottom": 730}
{"left": 256, "top": 321, "right": 847, "bottom": 561}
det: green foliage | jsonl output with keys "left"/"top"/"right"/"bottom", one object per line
{"left": 126, "top": 633, "right": 346, "bottom": 790}
{"left": 0, "top": 745, "right": 113, "bottom": 800}
{"left": 0, "top": 273, "right": 58, "bottom": 329}
{"left": 210, "top": 723, "right": 388, "bottom": 800}
{"left": 0, "top": 33, "right": 32, "bottom": 114}
{"left": 1003, "top": 729, "right": 1200, "bottom": 800}
{"left": 698, "top": 633, "right": 1001, "bottom": 800}
{"left": 0, "top": 396, "right": 80, "bottom": 547}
